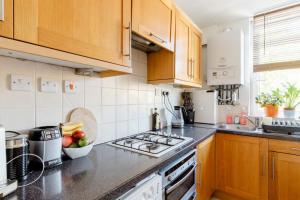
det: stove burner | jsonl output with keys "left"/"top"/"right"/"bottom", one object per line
{"left": 145, "top": 142, "right": 160, "bottom": 150}
{"left": 125, "top": 139, "right": 134, "bottom": 144}
{"left": 166, "top": 138, "right": 172, "bottom": 143}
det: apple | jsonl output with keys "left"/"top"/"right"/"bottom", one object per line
{"left": 62, "top": 136, "right": 73, "bottom": 148}
{"left": 72, "top": 130, "right": 86, "bottom": 139}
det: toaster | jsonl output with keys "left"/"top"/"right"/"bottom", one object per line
{"left": 28, "top": 126, "right": 62, "bottom": 169}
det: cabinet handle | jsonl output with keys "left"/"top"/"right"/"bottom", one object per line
{"left": 199, "top": 162, "right": 203, "bottom": 187}
{"left": 261, "top": 155, "right": 266, "bottom": 176}
{"left": 272, "top": 155, "right": 275, "bottom": 181}
{"left": 123, "top": 22, "right": 131, "bottom": 59}
{"left": 0, "top": 0, "right": 4, "bottom": 21}
{"left": 149, "top": 32, "right": 165, "bottom": 44}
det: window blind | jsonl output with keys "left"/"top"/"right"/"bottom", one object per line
{"left": 253, "top": 4, "right": 300, "bottom": 72}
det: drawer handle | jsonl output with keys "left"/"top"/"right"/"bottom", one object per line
{"left": 149, "top": 32, "right": 165, "bottom": 44}
{"left": 272, "top": 155, "right": 276, "bottom": 181}
{"left": 291, "top": 147, "right": 300, "bottom": 151}
{"left": 0, "top": 0, "right": 4, "bottom": 21}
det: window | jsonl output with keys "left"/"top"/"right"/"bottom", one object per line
{"left": 252, "top": 4, "right": 300, "bottom": 117}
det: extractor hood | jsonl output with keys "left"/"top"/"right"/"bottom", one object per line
{"left": 131, "top": 32, "right": 161, "bottom": 53}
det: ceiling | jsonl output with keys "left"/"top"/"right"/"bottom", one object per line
{"left": 174, "top": 0, "right": 300, "bottom": 28}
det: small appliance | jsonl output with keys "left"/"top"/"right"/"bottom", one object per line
{"left": 182, "top": 92, "right": 195, "bottom": 124}
{"left": 171, "top": 106, "right": 185, "bottom": 128}
{"left": 0, "top": 125, "right": 18, "bottom": 197}
{"left": 193, "top": 90, "right": 218, "bottom": 124}
{"left": 5, "top": 131, "right": 29, "bottom": 181}
{"left": 28, "top": 126, "right": 62, "bottom": 169}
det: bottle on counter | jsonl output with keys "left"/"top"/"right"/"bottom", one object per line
{"left": 152, "top": 108, "right": 160, "bottom": 131}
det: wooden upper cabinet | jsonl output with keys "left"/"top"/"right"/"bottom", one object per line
{"left": 132, "top": 0, "right": 175, "bottom": 51}
{"left": 196, "top": 135, "right": 216, "bottom": 200}
{"left": 216, "top": 133, "right": 268, "bottom": 200}
{"left": 175, "top": 12, "right": 190, "bottom": 82}
{"left": 0, "top": 0, "right": 13, "bottom": 38}
{"left": 14, "top": 0, "right": 132, "bottom": 67}
{"left": 269, "top": 152, "right": 300, "bottom": 200}
{"left": 190, "top": 28, "right": 202, "bottom": 85}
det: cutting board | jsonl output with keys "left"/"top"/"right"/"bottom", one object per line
{"left": 69, "top": 108, "right": 98, "bottom": 143}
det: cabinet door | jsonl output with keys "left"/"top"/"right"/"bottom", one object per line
{"left": 196, "top": 135, "right": 215, "bottom": 200}
{"left": 269, "top": 152, "right": 300, "bottom": 200}
{"left": 132, "top": 0, "right": 175, "bottom": 51}
{"left": 216, "top": 133, "right": 268, "bottom": 200}
{"left": 14, "top": 0, "right": 131, "bottom": 67}
{"left": 0, "top": 0, "right": 13, "bottom": 38}
{"left": 190, "top": 28, "right": 202, "bottom": 85}
{"left": 174, "top": 13, "right": 191, "bottom": 82}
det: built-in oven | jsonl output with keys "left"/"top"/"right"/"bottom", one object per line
{"left": 160, "top": 150, "right": 196, "bottom": 200}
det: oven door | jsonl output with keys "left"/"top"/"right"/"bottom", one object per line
{"left": 164, "top": 164, "right": 196, "bottom": 200}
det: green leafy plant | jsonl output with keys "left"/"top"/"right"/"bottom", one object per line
{"left": 283, "top": 83, "right": 300, "bottom": 110}
{"left": 255, "top": 89, "right": 284, "bottom": 107}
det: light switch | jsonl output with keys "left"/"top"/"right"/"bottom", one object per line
{"left": 64, "top": 80, "right": 78, "bottom": 94}
{"left": 40, "top": 78, "right": 58, "bottom": 93}
{"left": 10, "top": 74, "right": 33, "bottom": 92}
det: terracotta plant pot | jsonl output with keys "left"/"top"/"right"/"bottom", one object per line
{"left": 264, "top": 104, "right": 279, "bottom": 117}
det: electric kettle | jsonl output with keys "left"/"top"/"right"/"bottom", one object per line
{"left": 171, "top": 106, "right": 185, "bottom": 128}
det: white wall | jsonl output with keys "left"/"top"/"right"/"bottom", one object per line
{"left": 0, "top": 49, "right": 182, "bottom": 144}
{"left": 200, "top": 18, "right": 253, "bottom": 122}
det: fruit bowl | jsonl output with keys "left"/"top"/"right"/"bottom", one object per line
{"left": 63, "top": 143, "right": 94, "bottom": 159}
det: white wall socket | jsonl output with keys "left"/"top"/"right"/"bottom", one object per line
{"left": 64, "top": 80, "right": 78, "bottom": 94}
{"left": 10, "top": 74, "right": 33, "bottom": 92}
{"left": 40, "top": 78, "right": 58, "bottom": 93}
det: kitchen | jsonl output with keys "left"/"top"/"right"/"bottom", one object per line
{"left": 0, "top": 0, "right": 300, "bottom": 199}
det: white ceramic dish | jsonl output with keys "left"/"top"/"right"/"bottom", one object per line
{"left": 63, "top": 143, "right": 94, "bottom": 159}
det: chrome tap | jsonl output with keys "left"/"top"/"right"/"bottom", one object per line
{"left": 246, "top": 116, "right": 261, "bottom": 129}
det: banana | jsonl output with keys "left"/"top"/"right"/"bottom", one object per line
{"left": 61, "top": 122, "right": 83, "bottom": 136}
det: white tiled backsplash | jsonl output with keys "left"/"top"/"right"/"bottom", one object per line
{"left": 0, "top": 49, "right": 182, "bottom": 144}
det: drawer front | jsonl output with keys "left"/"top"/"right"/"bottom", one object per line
{"left": 269, "top": 139, "right": 300, "bottom": 155}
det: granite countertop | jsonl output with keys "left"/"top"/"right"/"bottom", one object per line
{"left": 4, "top": 126, "right": 216, "bottom": 200}
{"left": 5, "top": 124, "right": 300, "bottom": 200}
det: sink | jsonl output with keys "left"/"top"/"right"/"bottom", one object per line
{"left": 217, "top": 124, "right": 259, "bottom": 132}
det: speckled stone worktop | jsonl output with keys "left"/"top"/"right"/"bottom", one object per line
{"left": 3, "top": 126, "right": 215, "bottom": 200}
{"left": 5, "top": 124, "right": 300, "bottom": 200}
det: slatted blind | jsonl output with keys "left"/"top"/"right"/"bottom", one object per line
{"left": 253, "top": 4, "right": 300, "bottom": 72}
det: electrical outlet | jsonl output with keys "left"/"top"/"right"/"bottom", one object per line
{"left": 10, "top": 74, "right": 33, "bottom": 92}
{"left": 64, "top": 80, "right": 78, "bottom": 94}
{"left": 162, "top": 90, "right": 169, "bottom": 96}
{"left": 40, "top": 78, "right": 58, "bottom": 93}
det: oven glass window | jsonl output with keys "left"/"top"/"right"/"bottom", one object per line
{"left": 166, "top": 167, "right": 195, "bottom": 200}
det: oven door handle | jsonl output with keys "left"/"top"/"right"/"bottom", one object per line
{"left": 166, "top": 164, "right": 197, "bottom": 194}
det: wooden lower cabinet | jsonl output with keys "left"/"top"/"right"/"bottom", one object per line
{"left": 216, "top": 133, "right": 268, "bottom": 200}
{"left": 196, "top": 135, "right": 216, "bottom": 200}
{"left": 269, "top": 152, "right": 300, "bottom": 200}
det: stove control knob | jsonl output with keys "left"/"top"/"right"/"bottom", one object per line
{"left": 168, "top": 176, "right": 173, "bottom": 182}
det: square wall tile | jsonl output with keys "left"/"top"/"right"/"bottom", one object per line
{"left": 97, "top": 123, "right": 116, "bottom": 144}
{"left": 128, "top": 120, "right": 139, "bottom": 135}
{"left": 128, "top": 90, "right": 138, "bottom": 105}
{"left": 102, "top": 88, "right": 116, "bottom": 106}
{"left": 101, "top": 106, "right": 116, "bottom": 124}
{"left": 116, "top": 105, "right": 128, "bottom": 122}
{"left": 85, "top": 87, "right": 101, "bottom": 107}
{"left": 101, "top": 76, "right": 116, "bottom": 88}
{"left": 128, "top": 105, "right": 138, "bottom": 120}
{"left": 116, "top": 89, "right": 128, "bottom": 105}
{"left": 116, "top": 121, "right": 128, "bottom": 139}
{"left": 128, "top": 75, "right": 139, "bottom": 90}
{"left": 36, "top": 107, "right": 62, "bottom": 127}
{"left": 116, "top": 75, "right": 128, "bottom": 89}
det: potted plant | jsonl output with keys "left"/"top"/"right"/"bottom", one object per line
{"left": 255, "top": 89, "right": 284, "bottom": 117}
{"left": 283, "top": 83, "right": 300, "bottom": 118}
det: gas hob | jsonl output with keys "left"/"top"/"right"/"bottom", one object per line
{"left": 108, "top": 131, "right": 193, "bottom": 157}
